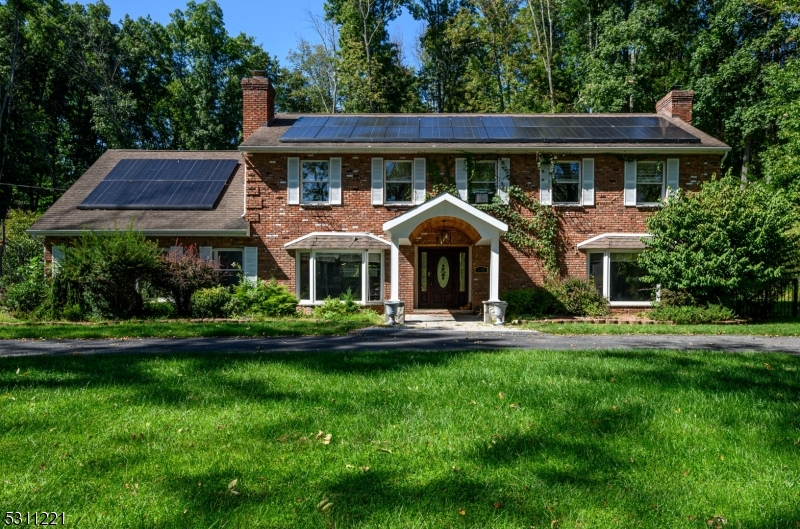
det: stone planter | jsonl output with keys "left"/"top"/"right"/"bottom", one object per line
{"left": 384, "top": 301, "right": 405, "bottom": 325}
{"left": 482, "top": 301, "right": 508, "bottom": 325}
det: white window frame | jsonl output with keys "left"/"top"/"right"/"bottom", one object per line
{"left": 468, "top": 160, "right": 498, "bottom": 204}
{"left": 295, "top": 250, "right": 385, "bottom": 305}
{"left": 384, "top": 160, "right": 414, "bottom": 205}
{"left": 301, "top": 159, "right": 330, "bottom": 205}
{"left": 213, "top": 247, "right": 244, "bottom": 283}
{"left": 635, "top": 160, "right": 665, "bottom": 207}
{"left": 551, "top": 160, "right": 582, "bottom": 205}
{"left": 587, "top": 250, "right": 652, "bottom": 307}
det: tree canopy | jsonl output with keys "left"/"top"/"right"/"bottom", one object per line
{"left": 0, "top": 0, "right": 799, "bottom": 212}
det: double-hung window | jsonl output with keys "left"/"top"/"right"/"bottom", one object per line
{"left": 468, "top": 161, "right": 497, "bottom": 204}
{"left": 635, "top": 161, "right": 664, "bottom": 205}
{"left": 588, "top": 251, "right": 651, "bottom": 305}
{"left": 297, "top": 251, "right": 384, "bottom": 304}
{"left": 214, "top": 249, "right": 244, "bottom": 286}
{"left": 302, "top": 160, "right": 330, "bottom": 204}
{"left": 385, "top": 161, "right": 413, "bottom": 204}
{"left": 552, "top": 161, "right": 581, "bottom": 204}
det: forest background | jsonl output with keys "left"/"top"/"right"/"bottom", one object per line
{"left": 0, "top": 0, "right": 798, "bottom": 214}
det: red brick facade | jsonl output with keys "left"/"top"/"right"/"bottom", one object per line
{"left": 241, "top": 151, "right": 722, "bottom": 311}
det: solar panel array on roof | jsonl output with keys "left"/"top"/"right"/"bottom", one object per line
{"left": 78, "top": 159, "right": 239, "bottom": 210}
{"left": 279, "top": 115, "right": 700, "bottom": 144}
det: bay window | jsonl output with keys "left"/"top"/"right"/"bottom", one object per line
{"left": 588, "top": 251, "right": 652, "bottom": 305}
{"left": 296, "top": 250, "right": 384, "bottom": 304}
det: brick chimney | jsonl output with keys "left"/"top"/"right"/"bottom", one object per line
{"left": 656, "top": 86, "right": 694, "bottom": 124}
{"left": 241, "top": 70, "right": 275, "bottom": 141}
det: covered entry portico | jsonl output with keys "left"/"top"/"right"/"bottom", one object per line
{"left": 382, "top": 194, "right": 508, "bottom": 321}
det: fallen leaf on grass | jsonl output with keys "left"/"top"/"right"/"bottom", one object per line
{"left": 16, "top": 368, "right": 20, "bottom": 375}
{"left": 682, "top": 469, "right": 690, "bottom": 476}
{"left": 322, "top": 434, "right": 332, "bottom": 445}
{"left": 458, "top": 509, "right": 466, "bottom": 516}
{"left": 764, "top": 363, "right": 774, "bottom": 370}
{"left": 493, "top": 502, "right": 503, "bottom": 509}
{"left": 228, "top": 479, "right": 239, "bottom": 495}
{"left": 498, "top": 392, "right": 505, "bottom": 399}
{"left": 316, "top": 497, "right": 333, "bottom": 512}
{"left": 359, "top": 466, "right": 370, "bottom": 472}
{"left": 706, "top": 515, "right": 727, "bottom": 528}
{"left": 378, "top": 448, "right": 392, "bottom": 454}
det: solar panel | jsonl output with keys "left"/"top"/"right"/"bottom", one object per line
{"left": 278, "top": 115, "right": 701, "bottom": 143}
{"left": 78, "top": 159, "right": 238, "bottom": 210}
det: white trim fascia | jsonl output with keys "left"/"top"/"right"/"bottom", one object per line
{"left": 283, "top": 231, "right": 391, "bottom": 248}
{"left": 27, "top": 229, "right": 249, "bottom": 237}
{"left": 577, "top": 233, "right": 651, "bottom": 249}
{"left": 241, "top": 145, "right": 731, "bottom": 155}
{"left": 382, "top": 193, "right": 508, "bottom": 233}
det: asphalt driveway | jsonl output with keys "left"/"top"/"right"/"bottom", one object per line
{"left": 2, "top": 326, "right": 800, "bottom": 357}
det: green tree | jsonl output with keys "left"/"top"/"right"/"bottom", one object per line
{"left": 639, "top": 175, "right": 798, "bottom": 307}
{"left": 325, "top": 0, "right": 414, "bottom": 112}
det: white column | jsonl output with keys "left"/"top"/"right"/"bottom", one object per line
{"left": 489, "top": 237, "right": 500, "bottom": 302}
{"left": 390, "top": 237, "right": 400, "bottom": 301}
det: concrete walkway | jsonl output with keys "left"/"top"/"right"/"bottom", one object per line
{"left": 2, "top": 325, "right": 800, "bottom": 357}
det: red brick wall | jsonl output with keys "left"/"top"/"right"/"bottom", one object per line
{"left": 656, "top": 90, "right": 695, "bottom": 124}
{"left": 243, "top": 151, "right": 721, "bottom": 311}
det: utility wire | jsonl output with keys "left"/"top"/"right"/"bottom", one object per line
{"left": 0, "top": 182, "right": 66, "bottom": 191}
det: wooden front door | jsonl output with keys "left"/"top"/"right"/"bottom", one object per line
{"left": 418, "top": 248, "right": 469, "bottom": 309}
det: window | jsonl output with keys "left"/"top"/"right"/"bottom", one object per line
{"left": 214, "top": 249, "right": 243, "bottom": 286}
{"left": 468, "top": 161, "right": 497, "bottom": 204}
{"left": 552, "top": 161, "right": 581, "bottom": 204}
{"left": 385, "top": 161, "right": 413, "bottom": 203}
{"left": 302, "top": 160, "right": 329, "bottom": 203}
{"left": 295, "top": 251, "right": 384, "bottom": 304}
{"left": 636, "top": 161, "right": 664, "bottom": 205}
{"left": 588, "top": 251, "right": 651, "bottom": 304}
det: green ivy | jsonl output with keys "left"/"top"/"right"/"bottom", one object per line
{"left": 476, "top": 187, "right": 559, "bottom": 276}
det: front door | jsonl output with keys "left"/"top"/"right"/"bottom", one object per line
{"left": 418, "top": 248, "right": 468, "bottom": 309}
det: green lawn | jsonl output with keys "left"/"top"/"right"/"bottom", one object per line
{"left": 0, "top": 314, "right": 379, "bottom": 340}
{"left": 2, "top": 349, "right": 799, "bottom": 528}
{"left": 524, "top": 321, "right": 800, "bottom": 336}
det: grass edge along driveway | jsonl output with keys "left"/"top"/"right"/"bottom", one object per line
{"left": 523, "top": 321, "right": 800, "bottom": 336}
{"left": 1, "top": 348, "right": 799, "bottom": 528}
{"left": 0, "top": 315, "right": 380, "bottom": 340}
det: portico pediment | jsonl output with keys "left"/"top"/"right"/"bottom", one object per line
{"left": 382, "top": 193, "right": 508, "bottom": 244}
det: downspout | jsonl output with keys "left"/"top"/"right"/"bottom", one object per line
{"left": 720, "top": 150, "right": 729, "bottom": 170}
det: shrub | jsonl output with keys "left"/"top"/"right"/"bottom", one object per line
{"left": 190, "top": 286, "right": 233, "bottom": 318}
{"left": 502, "top": 286, "right": 562, "bottom": 318}
{"left": 548, "top": 278, "right": 609, "bottom": 317}
{"left": 4, "top": 256, "right": 49, "bottom": 317}
{"left": 58, "top": 227, "right": 161, "bottom": 319}
{"left": 503, "top": 279, "right": 609, "bottom": 318}
{"left": 228, "top": 278, "right": 298, "bottom": 317}
{"left": 0, "top": 209, "right": 43, "bottom": 286}
{"left": 151, "top": 245, "right": 220, "bottom": 316}
{"left": 313, "top": 289, "right": 361, "bottom": 320}
{"left": 144, "top": 300, "right": 177, "bottom": 319}
{"left": 640, "top": 175, "right": 798, "bottom": 307}
{"left": 650, "top": 304, "right": 737, "bottom": 324}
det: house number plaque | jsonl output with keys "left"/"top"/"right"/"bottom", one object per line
{"left": 437, "top": 257, "right": 449, "bottom": 288}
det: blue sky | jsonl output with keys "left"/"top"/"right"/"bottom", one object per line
{"left": 80, "top": 1, "right": 420, "bottom": 67}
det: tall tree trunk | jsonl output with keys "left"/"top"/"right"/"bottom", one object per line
{"left": 741, "top": 133, "right": 753, "bottom": 182}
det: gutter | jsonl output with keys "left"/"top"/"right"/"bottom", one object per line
{"left": 27, "top": 229, "right": 250, "bottom": 238}
{"left": 239, "top": 145, "right": 732, "bottom": 155}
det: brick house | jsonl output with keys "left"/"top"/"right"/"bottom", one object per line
{"left": 29, "top": 71, "right": 730, "bottom": 321}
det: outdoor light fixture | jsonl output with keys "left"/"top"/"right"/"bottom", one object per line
{"left": 436, "top": 220, "right": 451, "bottom": 246}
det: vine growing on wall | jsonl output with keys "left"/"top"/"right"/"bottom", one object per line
{"left": 476, "top": 187, "right": 559, "bottom": 276}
